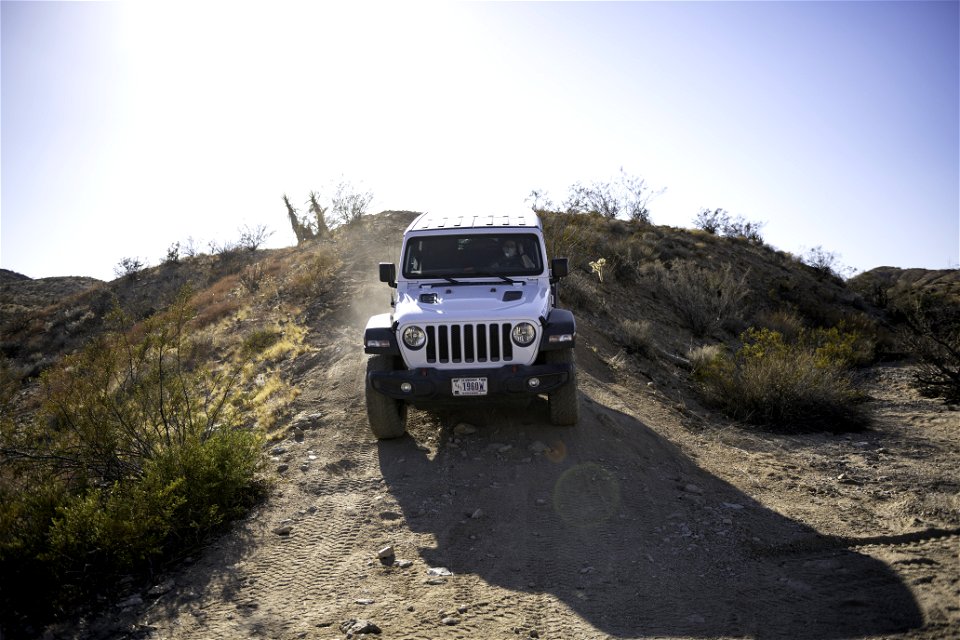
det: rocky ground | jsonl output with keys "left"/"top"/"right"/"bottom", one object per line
{"left": 49, "top": 281, "right": 958, "bottom": 640}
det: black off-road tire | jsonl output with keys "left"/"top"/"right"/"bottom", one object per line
{"left": 546, "top": 349, "right": 580, "bottom": 426}
{"left": 365, "top": 354, "right": 408, "bottom": 439}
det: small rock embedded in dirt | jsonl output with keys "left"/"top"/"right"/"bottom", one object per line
{"left": 396, "top": 559, "right": 413, "bottom": 568}
{"left": 277, "top": 463, "right": 289, "bottom": 474}
{"left": 441, "top": 616, "right": 460, "bottom": 625}
{"left": 377, "top": 545, "right": 395, "bottom": 560}
{"left": 454, "top": 422, "right": 477, "bottom": 435}
{"left": 340, "top": 618, "right": 381, "bottom": 636}
{"left": 355, "top": 598, "right": 375, "bottom": 605}
{"left": 147, "top": 579, "right": 175, "bottom": 596}
{"left": 528, "top": 441, "right": 549, "bottom": 454}
{"left": 535, "top": 498, "right": 548, "bottom": 506}
{"left": 470, "top": 508, "right": 484, "bottom": 519}
{"left": 683, "top": 483, "right": 704, "bottom": 495}
{"left": 274, "top": 523, "right": 293, "bottom": 536}
{"left": 427, "top": 567, "right": 453, "bottom": 576}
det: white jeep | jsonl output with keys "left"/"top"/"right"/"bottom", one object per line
{"left": 362, "top": 212, "right": 579, "bottom": 439}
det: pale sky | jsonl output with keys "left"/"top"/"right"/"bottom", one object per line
{"left": 2, "top": 0, "right": 958, "bottom": 281}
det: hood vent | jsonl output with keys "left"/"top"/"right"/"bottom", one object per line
{"left": 419, "top": 293, "right": 439, "bottom": 304}
{"left": 502, "top": 291, "right": 523, "bottom": 302}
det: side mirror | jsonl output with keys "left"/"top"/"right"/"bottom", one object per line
{"left": 379, "top": 262, "right": 397, "bottom": 288}
{"left": 551, "top": 257, "right": 568, "bottom": 280}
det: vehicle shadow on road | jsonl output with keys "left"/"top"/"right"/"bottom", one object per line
{"left": 377, "top": 393, "right": 923, "bottom": 639}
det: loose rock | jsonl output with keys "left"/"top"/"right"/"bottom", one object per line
{"left": 377, "top": 545, "right": 395, "bottom": 560}
{"left": 340, "top": 618, "right": 381, "bottom": 636}
{"left": 528, "top": 441, "right": 549, "bottom": 454}
{"left": 147, "top": 579, "right": 175, "bottom": 596}
{"left": 454, "top": 423, "right": 477, "bottom": 435}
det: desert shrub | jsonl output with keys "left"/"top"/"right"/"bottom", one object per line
{"left": 653, "top": 260, "right": 750, "bottom": 337}
{"left": 557, "top": 169, "right": 663, "bottom": 222}
{"left": 287, "top": 245, "right": 343, "bottom": 300}
{"left": 0, "top": 292, "right": 263, "bottom": 629}
{"left": 687, "top": 343, "right": 725, "bottom": 371}
{"left": 114, "top": 256, "right": 146, "bottom": 279}
{"left": 691, "top": 208, "right": 765, "bottom": 244}
{"left": 755, "top": 309, "right": 806, "bottom": 341}
{"left": 541, "top": 212, "right": 598, "bottom": 268}
{"left": 164, "top": 242, "right": 181, "bottom": 265}
{"left": 330, "top": 180, "right": 374, "bottom": 227}
{"left": 237, "top": 224, "right": 273, "bottom": 252}
{"left": 692, "top": 327, "right": 870, "bottom": 432}
{"left": 621, "top": 319, "right": 653, "bottom": 355}
{"left": 721, "top": 215, "right": 765, "bottom": 245}
{"left": 245, "top": 327, "right": 283, "bottom": 355}
{"left": 692, "top": 208, "right": 730, "bottom": 234}
{"left": 239, "top": 263, "right": 267, "bottom": 294}
{"left": 897, "top": 293, "right": 960, "bottom": 403}
{"left": 802, "top": 245, "right": 846, "bottom": 280}
{"left": 555, "top": 271, "right": 593, "bottom": 310}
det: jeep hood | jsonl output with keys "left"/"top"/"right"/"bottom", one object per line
{"left": 394, "top": 284, "right": 550, "bottom": 323}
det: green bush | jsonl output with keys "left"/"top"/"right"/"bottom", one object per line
{"left": 0, "top": 291, "right": 263, "bottom": 630}
{"left": 693, "top": 327, "right": 870, "bottom": 432}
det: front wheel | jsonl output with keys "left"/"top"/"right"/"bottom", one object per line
{"left": 365, "top": 354, "right": 408, "bottom": 439}
{"left": 545, "top": 349, "right": 580, "bottom": 426}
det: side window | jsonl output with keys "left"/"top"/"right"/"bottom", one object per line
{"left": 405, "top": 241, "right": 422, "bottom": 274}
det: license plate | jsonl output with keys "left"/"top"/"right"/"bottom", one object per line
{"left": 452, "top": 377, "right": 488, "bottom": 396}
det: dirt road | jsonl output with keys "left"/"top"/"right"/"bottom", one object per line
{"left": 73, "top": 291, "right": 958, "bottom": 640}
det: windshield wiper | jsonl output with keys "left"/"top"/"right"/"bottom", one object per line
{"left": 470, "top": 272, "right": 517, "bottom": 284}
{"left": 426, "top": 273, "right": 516, "bottom": 286}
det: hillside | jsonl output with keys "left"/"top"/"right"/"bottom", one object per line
{"left": 1, "top": 212, "right": 957, "bottom": 639}
{"left": 0, "top": 269, "right": 102, "bottom": 328}
{"left": 850, "top": 266, "right": 960, "bottom": 308}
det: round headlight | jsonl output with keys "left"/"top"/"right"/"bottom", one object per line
{"left": 402, "top": 325, "right": 426, "bottom": 349}
{"left": 511, "top": 322, "right": 537, "bottom": 347}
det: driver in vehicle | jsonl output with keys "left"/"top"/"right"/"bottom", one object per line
{"left": 495, "top": 239, "right": 535, "bottom": 269}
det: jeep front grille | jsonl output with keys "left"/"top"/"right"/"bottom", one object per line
{"left": 425, "top": 323, "right": 514, "bottom": 364}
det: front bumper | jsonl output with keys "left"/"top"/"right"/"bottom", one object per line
{"left": 368, "top": 361, "right": 572, "bottom": 405}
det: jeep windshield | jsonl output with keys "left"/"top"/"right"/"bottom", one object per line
{"left": 402, "top": 233, "right": 544, "bottom": 279}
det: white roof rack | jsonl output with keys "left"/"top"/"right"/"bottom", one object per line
{"left": 407, "top": 211, "right": 542, "bottom": 232}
